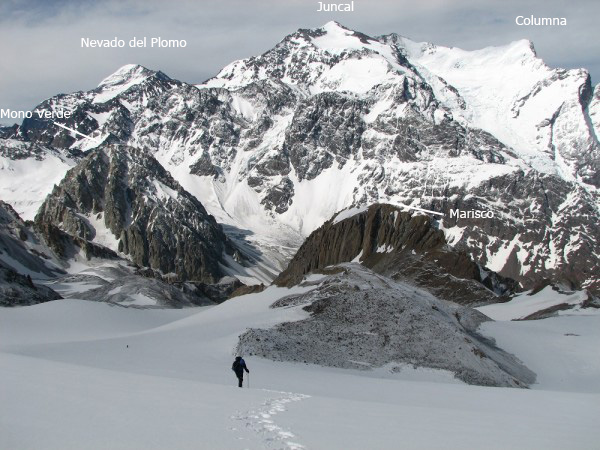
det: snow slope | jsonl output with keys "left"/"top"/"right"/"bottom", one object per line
{"left": 480, "top": 313, "right": 600, "bottom": 394}
{"left": 0, "top": 146, "right": 75, "bottom": 220}
{"left": 478, "top": 286, "right": 590, "bottom": 321}
{"left": 93, "top": 64, "right": 154, "bottom": 104}
{"left": 1, "top": 279, "right": 599, "bottom": 449}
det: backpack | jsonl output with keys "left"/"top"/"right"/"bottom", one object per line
{"left": 232, "top": 360, "right": 241, "bottom": 372}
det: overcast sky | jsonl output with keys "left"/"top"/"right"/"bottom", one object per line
{"left": 0, "top": 0, "right": 598, "bottom": 124}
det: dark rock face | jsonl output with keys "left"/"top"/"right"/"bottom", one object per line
{"left": 0, "top": 262, "right": 62, "bottom": 306}
{"left": 35, "top": 146, "right": 237, "bottom": 283}
{"left": 286, "top": 93, "right": 366, "bottom": 181}
{"left": 426, "top": 170, "right": 600, "bottom": 294}
{"left": 0, "top": 125, "right": 18, "bottom": 139}
{"left": 275, "top": 204, "right": 517, "bottom": 305}
{"left": 261, "top": 177, "right": 294, "bottom": 213}
{"left": 0, "top": 201, "right": 62, "bottom": 277}
{"left": 191, "top": 277, "right": 245, "bottom": 304}
{"left": 0, "top": 201, "right": 62, "bottom": 306}
{"left": 0, "top": 198, "right": 219, "bottom": 308}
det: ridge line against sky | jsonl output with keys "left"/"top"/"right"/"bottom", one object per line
{"left": 0, "top": 0, "right": 598, "bottom": 123}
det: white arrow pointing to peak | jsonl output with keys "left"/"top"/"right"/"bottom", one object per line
{"left": 53, "top": 122, "right": 103, "bottom": 146}
{"left": 389, "top": 202, "right": 445, "bottom": 217}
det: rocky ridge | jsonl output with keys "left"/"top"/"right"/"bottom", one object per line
{"left": 275, "top": 203, "right": 517, "bottom": 305}
{"left": 0, "top": 201, "right": 62, "bottom": 306}
{"left": 0, "top": 198, "right": 229, "bottom": 307}
{"left": 34, "top": 145, "right": 239, "bottom": 283}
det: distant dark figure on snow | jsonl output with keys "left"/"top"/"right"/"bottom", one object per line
{"left": 232, "top": 356, "right": 249, "bottom": 387}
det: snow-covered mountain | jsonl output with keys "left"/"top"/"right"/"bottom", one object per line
{"left": 0, "top": 21, "right": 598, "bottom": 293}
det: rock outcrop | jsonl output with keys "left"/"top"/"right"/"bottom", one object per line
{"left": 240, "top": 264, "right": 536, "bottom": 388}
{"left": 0, "top": 201, "right": 62, "bottom": 306}
{"left": 35, "top": 145, "right": 238, "bottom": 283}
{"left": 0, "top": 262, "right": 61, "bottom": 306}
{"left": 275, "top": 204, "right": 517, "bottom": 305}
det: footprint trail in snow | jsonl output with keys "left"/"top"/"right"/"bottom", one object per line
{"left": 231, "top": 390, "right": 310, "bottom": 449}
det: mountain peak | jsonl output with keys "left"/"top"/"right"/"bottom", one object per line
{"left": 97, "top": 64, "right": 158, "bottom": 88}
{"left": 320, "top": 20, "right": 349, "bottom": 31}
{"left": 93, "top": 64, "right": 175, "bottom": 104}
{"left": 311, "top": 21, "right": 378, "bottom": 50}
{"left": 511, "top": 38, "right": 537, "bottom": 57}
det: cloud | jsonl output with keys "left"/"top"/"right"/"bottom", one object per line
{"left": 0, "top": 0, "right": 598, "bottom": 123}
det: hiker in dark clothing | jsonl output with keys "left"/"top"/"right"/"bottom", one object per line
{"left": 232, "top": 356, "right": 249, "bottom": 387}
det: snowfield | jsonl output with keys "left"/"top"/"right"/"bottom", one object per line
{"left": 1, "top": 281, "right": 599, "bottom": 449}
{"left": 0, "top": 149, "right": 75, "bottom": 221}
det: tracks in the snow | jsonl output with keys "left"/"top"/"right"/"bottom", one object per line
{"left": 231, "top": 390, "right": 310, "bottom": 449}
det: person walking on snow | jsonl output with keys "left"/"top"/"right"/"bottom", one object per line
{"left": 232, "top": 356, "right": 249, "bottom": 387}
